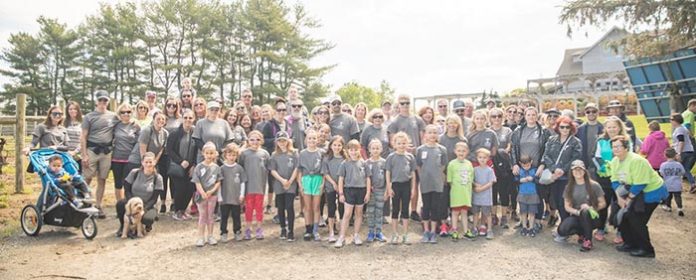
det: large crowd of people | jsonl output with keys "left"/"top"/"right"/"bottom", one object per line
{"left": 27, "top": 77, "right": 696, "bottom": 257}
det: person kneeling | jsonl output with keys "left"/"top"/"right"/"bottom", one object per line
{"left": 116, "top": 152, "right": 162, "bottom": 238}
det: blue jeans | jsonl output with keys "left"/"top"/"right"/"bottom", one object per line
{"left": 681, "top": 152, "right": 696, "bottom": 185}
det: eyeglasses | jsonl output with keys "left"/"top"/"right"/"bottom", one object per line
{"left": 400, "top": 102, "right": 410, "bottom": 106}
{"left": 195, "top": 103, "right": 205, "bottom": 107}
{"left": 51, "top": 112, "right": 64, "bottom": 117}
{"left": 276, "top": 108, "right": 287, "bottom": 112}
{"left": 373, "top": 115, "right": 384, "bottom": 119}
{"left": 166, "top": 104, "right": 177, "bottom": 108}
{"left": 119, "top": 111, "right": 132, "bottom": 115}
{"left": 585, "top": 110, "right": 598, "bottom": 114}
{"left": 331, "top": 101, "right": 342, "bottom": 106}
{"left": 138, "top": 106, "right": 148, "bottom": 110}
{"left": 559, "top": 125, "right": 571, "bottom": 130}
{"left": 291, "top": 105, "right": 303, "bottom": 108}
{"left": 490, "top": 114, "right": 502, "bottom": 119}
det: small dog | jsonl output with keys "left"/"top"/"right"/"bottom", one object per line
{"left": 122, "top": 197, "right": 145, "bottom": 239}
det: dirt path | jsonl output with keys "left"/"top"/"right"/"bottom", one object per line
{"left": 1, "top": 194, "right": 696, "bottom": 279}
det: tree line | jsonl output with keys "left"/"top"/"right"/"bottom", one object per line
{"left": 0, "top": 0, "right": 336, "bottom": 115}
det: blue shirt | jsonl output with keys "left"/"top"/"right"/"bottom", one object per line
{"left": 517, "top": 167, "right": 537, "bottom": 195}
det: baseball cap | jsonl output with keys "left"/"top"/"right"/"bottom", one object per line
{"left": 95, "top": 90, "right": 110, "bottom": 101}
{"left": 207, "top": 101, "right": 221, "bottom": 109}
{"left": 276, "top": 131, "right": 289, "bottom": 141}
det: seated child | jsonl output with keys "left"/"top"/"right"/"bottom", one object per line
{"left": 47, "top": 155, "right": 92, "bottom": 206}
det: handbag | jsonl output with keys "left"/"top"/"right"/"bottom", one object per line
{"left": 539, "top": 137, "right": 571, "bottom": 185}
{"left": 168, "top": 131, "right": 191, "bottom": 178}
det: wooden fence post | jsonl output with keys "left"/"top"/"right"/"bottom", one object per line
{"left": 15, "top": 94, "right": 26, "bottom": 193}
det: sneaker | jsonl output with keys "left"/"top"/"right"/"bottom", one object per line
{"left": 594, "top": 230, "right": 605, "bottom": 241}
{"left": 486, "top": 231, "right": 494, "bottom": 240}
{"left": 450, "top": 231, "right": 460, "bottom": 240}
{"left": 366, "top": 231, "right": 375, "bottom": 243}
{"left": 492, "top": 215, "right": 499, "bottom": 226}
{"left": 234, "top": 232, "right": 243, "bottom": 241}
{"left": 328, "top": 234, "right": 337, "bottom": 243}
{"left": 182, "top": 212, "right": 193, "bottom": 220}
{"left": 244, "top": 229, "right": 252, "bottom": 240}
{"left": 313, "top": 232, "right": 321, "bottom": 242}
{"left": 402, "top": 234, "right": 410, "bottom": 245}
{"left": 501, "top": 216, "right": 509, "bottom": 229}
{"left": 439, "top": 223, "right": 449, "bottom": 237}
{"left": 390, "top": 235, "right": 400, "bottom": 245}
{"left": 478, "top": 225, "right": 487, "bottom": 236}
{"left": 256, "top": 228, "right": 264, "bottom": 240}
{"left": 195, "top": 238, "right": 205, "bottom": 247}
{"left": 513, "top": 221, "right": 523, "bottom": 229}
{"left": 580, "top": 239, "right": 593, "bottom": 252}
{"left": 428, "top": 232, "right": 437, "bottom": 244}
{"left": 420, "top": 232, "right": 430, "bottom": 243}
{"left": 463, "top": 230, "right": 476, "bottom": 240}
{"left": 280, "top": 228, "right": 287, "bottom": 240}
{"left": 215, "top": 214, "right": 221, "bottom": 222}
{"left": 334, "top": 237, "right": 345, "bottom": 248}
{"left": 169, "top": 204, "right": 175, "bottom": 213}
{"left": 661, "top": 205, "right": 672, "bottom": 212}
{"left": 208, "top": 236, "right": 218, "bottom": 245}
{"left": 375, "top": 232, "right": 387, "bottom": 242}
{"left": 160, "top": 204, "right": 166, "bottom": 214}
{"left": 298, "top": 212, "right": 304, "bottom": 218}
{"left": 613, "top": 236, "right": 624, "bottom": 244}
{"left": 265, "top": 205, "right": 272, "bottom": 214}
{"left": 690, "top": 185, "right": 696, "bottom": 194}
{"left": 542, "top": 210, "right": 549, "bottom": 220}
{"left": 678, "top": 210, "right": 685, "bottom": 217}
{"left": 548, "top": 215, "right": 558, "bottom": 227}
{"left": 220, "top": 234, "right": 229, "bottom": 243}
{"left": 521, "top": 228, "right": 528, "bottom": 237}
{"left": 354, "top": 234, "right": 363, "bottom": 246}
{"left": 553, "top": 231, "right": 568, "bottom": 243}
{"left": 410, "top": 211, "right": 421, "bottom": 222}
{"left": 529, "top": 228, "right": 536, "bottom": 238}
{"left": 96, "top": 207, "right": 106, "bottom": 219}
{"left": 319, "top": 219, "right": 327, "bottom": 228}
{"left": 287, "top": 232, "right": 295, "bottom": 242}
{"left": 303, "top": 233, "right": 312, "bottom": 241}
{"left": 534, "top": 222, "right": 543, "bottom": 232}
{"left": 272, "top": 215, "right": 280, "bottom": 224}
{"left": 172, "top": 212, "right": 184, "bottom": 221}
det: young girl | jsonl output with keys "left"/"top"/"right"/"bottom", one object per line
{"left": 366, "top": 139, "right": 387, "bottom": 243}
{"left": 517, "top": 155, "right": 540, "bottom": 237}
{"left": 472, "top": 148, "right": 496, "bottom": 240}
{"left": 385, "top": 132, "right": 417, "bottom": 244}
{"left": 447, "top": 142, "right": 475, "bottom": 240}
{"left": 298, "top": 130, "right": 325, "bottom": 241}
{"left": 192, "top": 142, "right": 222, "bottom": 247}
{"left": 321, "top": 136, "right": 347, "bottom": 242}
{"left": 269, "top": 131, "right": 299, "bottom": 241}
{"left": 335, "top": 140, "right": 370, "bottom": 248}
{"left": 219, "top": 143, "right": 247, "bottom": 243}
{"left": 239, "top": 130, "right": 270, "bottom": 240}
{"left": 416, "top": 125, "right": 448, "bottom": 243}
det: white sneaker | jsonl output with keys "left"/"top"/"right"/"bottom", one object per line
{"left": 353, "top": 234, "right": 363, "bottom": 246}
{"left": 328, "top": 234, "right": 337, "bottom": 243}
{"left": 552, "top": 231, "right": 568, "bottom": 243}
{"left": 220, "top": 234, "right": 228, "bottom": 243}
{"left": 334, "top": 237, "right": 345, "bottom": 248}
{"left": 661, "top": 205, "right": 672, "bottom": 212}
{"left": 195, "top": 238, "right": 205, "bottom": 247}
{"left": 208, "top": 236, "right": 218, "bottom": 245}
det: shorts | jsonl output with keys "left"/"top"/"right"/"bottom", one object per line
{"left": 302, "top": 174, "right": 322, "bottom": 196}
{"left": 84, "top": 149, "right": 111, "bottom": 180}
{"left": 451, "top": 205, "right": 470, "bottom": 212}
{"left": 471, "top": 205, "right": 491, "bottom": 216}
{"left": 519, "top": 202, "right": 539, "bottom": 215}
{"left": 344, "top": 187, "right": 367, "bottom": 206}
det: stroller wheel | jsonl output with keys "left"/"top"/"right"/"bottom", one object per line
{"left": 81, "top": 217, "right": 98, "bottom": 240}
{"left": 21, "top": 204, "right": 42, "bottom": 236}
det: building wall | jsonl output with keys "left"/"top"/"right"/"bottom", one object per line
{"left": 581, "top": 29, "right": 627, "bottom": 74}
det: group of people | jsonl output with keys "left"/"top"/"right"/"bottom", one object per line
{"left": 26, "top": 78, "right": 696, "bottom": 257}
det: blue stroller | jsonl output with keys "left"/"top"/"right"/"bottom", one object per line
{"left": 21, "top": 148, "right": 99, "bottom": 239}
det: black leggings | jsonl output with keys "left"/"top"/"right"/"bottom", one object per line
{"left": 551, "top": 179, "right": 569, "bottom": 220}
{"left": 665, "top": 192, "right": 683, "bottom": 209}
{"left": 220, "top": 204, "right": 241, "bottom": 234}
{"left": 391, "top": 180, "right": 411, "bottom": 219}
{"left": 157, "top": 154, "right": 172, "bottom": 203}
{"left": 620, "top": 202, "right": 658, "bottom": 252}
{"left": 324, "top": 191, "right": 344, "bottom": 219}
{"left": 421, "top": 191, "right": 442, "bottom": 222}
{"left": 111, "top": 161, "right": 129, "bottom": 190}
{"left": 493, "top": 175, "right": 515, "bottom": 207}
{"left": 171, "top": 176, "right": 194, "bottom": 212}
{"left": 596, "top": 176, "right": 616, "bottom": 231}
{"left": 535, "top": 183, "right": 551, "bottom": 220}
{"left": 557, "top": 209, "right": 602, "bottom": 239}
{"left": 276, "top": 193, "right": 295, "bottom": 232}
{"left": 116, "top": 199, "right": 156, "bottom": 229}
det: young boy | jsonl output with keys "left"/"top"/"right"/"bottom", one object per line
{"left": 47, "top": 155, "right": 92, "bottom": 207}
{"left": 416, "top": 125, "right": 448, "bottom": 243}
{"left": 472, "top": 148, "right": 496, "bottom": 240}
{"left": 366, "top": 139, "right": 387, "bottom": 242}
{"left": 660, "top": 148, "right": 686, "bottom": 216}
{"left": 447, "top": 142, "right": 475, "bottom": 240}
{"left": 219, "top": 143, "right": 247, "bottom": 242}
{"left": 517, "top": 155, "right": 540, "bottom": 237}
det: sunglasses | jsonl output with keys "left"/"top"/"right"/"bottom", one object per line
{"left": 373, "top": 115, "right": 384, "bottom": 119}
{"left": 242, "top": 95, "right": 252, "bottom": 98}
{"left": 138, "top": 106, "right": 148, "bottom": 110}
{"left": 166, "top": 104, "right": 177, "bottom": 108}
{"left": 438, "top": 105, "right": 447, "bottom": 108}
{"left": 455, "top": 110, "right": 465, "bottom": 114}
{"left": 276, "top": 108, "right": 287, "bottom": 112}
{"left": 549, "top": 114, "right": 560, "bottom": 118}
{"left": 291, "top": 105, "right": 303, "bottom": 108}
{"left": 209, "top": 108, "right": 220, "bottom": 111}
{"left": 331, "top": 101, "right": 342, "bottom": 106}
{"left": 559, "top": 125, "right": 571, "bottom": 129}
{"left": 119, "top": 111, "right": 132, "bottom": 115}
{"left": 490, "top": 114, "right": 502, "bottom": 119}
{"left": 182, "top": 94, "right": 192, "bottom": 98}
{"left": 342, "top": 110, "right": 352, "bottom": 113}
{"left": 585, "top": 110, "right": 598, "bottom": 114}
{"left": 400, "top": 102, "right": 410, "bottom": 106}
{"left": 315, "top": 111, "right": 328, "bottom": 115}
{"left": 195, "top": 103, "right": 205, "bottom": 107}
{"left": 437, "top": 119, "right": 446, "bottom": 123}
{"left": 51, "top": 112, "right": 64, "bottom": 117}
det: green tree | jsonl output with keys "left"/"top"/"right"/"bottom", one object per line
{"left": 0, "top": 32, "right": 49, "bottom": 114}
{"left": 336, "top": 81, "right": 382, "bottom": 109}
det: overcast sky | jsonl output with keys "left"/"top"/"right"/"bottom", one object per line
{"left": 0, "top": 0, "right": 615, "bottom": 97}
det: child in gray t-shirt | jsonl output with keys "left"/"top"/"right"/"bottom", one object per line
{"left": 191, "top": 142, "right": 222, "bottom": 246}
{"left": 472, "top": 148, "right": 496, "bottom": 239}
{"left": 365, "top": 139, "right": 387, "bottom": 241}
{"left": 269, "top": 132, "right": 299, "bottom": 240}
{"left": 219, "top": 143, "right": 247, "bottom": 241}
{"left": 415, "top": 125, "right": 448, "bottom": 241}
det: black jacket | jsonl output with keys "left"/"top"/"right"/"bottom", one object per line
{"left": 510, "top": 122, "right": 551, "bottom": 166}
{"left": 542, "top": 135, "right": 582, "bottom": 178}
{"left": 166, "top": 124, "right": 198, "bottom": 175}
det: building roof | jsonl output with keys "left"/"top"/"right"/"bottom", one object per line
{"left": 556, "top": 47, "right": 589, "bottom": 77}
{"left": 578, "top": 26, "right": 627, "bottom": 59}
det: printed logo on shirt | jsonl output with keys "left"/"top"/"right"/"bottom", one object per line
{"left": 337, "top": 121, "right": 344, "bottom": 130}
{"left": 315, "top": 157, "right": 321, "bottom": 169}
{"left": 287, "top": 157, "right": 294, "bottom": 168}
{"left": 459, "top": 168, "right": 470, "bottom": 183}
{"left": 484, "top": 138, "right": 491, "bottom": 148}
{"left": 421, "top": 151, "right": 428, "bottom": 159}
{"left": 146, "top": 182, "right": 154, "bottom": 193}
{"left": 206, "top": 174, "right": 217, "bottom": 187}
{"left": 359, "top": 165, "right": 365, "bottom": 177}
{"left": 234, "top": 173, "right": 240, "bottom": 184}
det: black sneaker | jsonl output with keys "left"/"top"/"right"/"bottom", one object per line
{"left": 287, "top": 232, "right": 295, "bottom": 242}
{"left": 96, "top": 207, "right": 106, "bottom": 219}
{"left": 160, "top": 204, "right": 166, "bottom": 214}
{"left": 280, "top": 228, "right": 287, "bottom": 240}
{"left": 410, "top": 211, "right": 421, "bottom": 222}
{"left": 303, "top": 232, "right": 311, "bottom": 241}
{"left": 678, "top": 210, "right": 685, "bottom": 217}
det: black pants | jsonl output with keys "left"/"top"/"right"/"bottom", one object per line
{"left": 157, "top": 154, "right": 172, "bottom": 203}
{"left": 391, "top": 180, "right": 411, "bottom": 219}
{"left": 111, "top": 161, "right": 129, "bottom": 190}
{"left": 421, "top": 191, "right": 442, "bottom": 222}
{"left": 557, "top": 210, "right": 601, "bottom": 239}
{"left": 493, "top": 175, "right": 514, "bottom": 207}
{"left": 535, "top": 183, "right": 551, "bottom": 220}
{"left": 620, "top": 202, "right": 658, "bottom": 253}
{"left": 116, "top": 199, "right": 156, "bottom": 228}
{"left": 276, "top": 193, "right": 295, "bottom": 232}
{"left": 551, "top": 179, "right": 569, "bottom": 220}
{"left": 172, "top": 176, "right": 194, "bottom": 212}
{"left": 596, "top": 176, "right": 616, "bottom": 231}
{"left": 58, "top": 181, "right": 89, "bottom": 201}
{"left": 665, "top": 192, "right": 683, "bottom": 209}
{"left": 325, "top": 191, "right": 344, "bottom": 219}
{"left": 220, "top": 204, "right": 241, "bottom": 234}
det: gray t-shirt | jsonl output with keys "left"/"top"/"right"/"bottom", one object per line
{"left": 128, "top": 125, "right": 168, "bottom": 164}
{"left": 439, "top": 134, "right": 466, "bottom": 163}
{"left": 193, "top": 118, "right": 233, "bottom": 153}
{"left": 388, "top": 115, "right": 426, "bottom": 148}
{"left": 165, "top": 116, "right": 181, "bottom": 135}
{"left": 191, "top": 162, "right": 222, "bottom": 194}
{"left": 583, "top": 123, "right": 601, "bottom": 161}
{"left": 367, "top": 158, "right": 387, "bottom": 191}
{"left": 466, "top": 129, "right": 499, "bottom": 161}
{"left": 238, "top": 148, "right": 270, "bottom": 195}
{"left": 520, "top": 126, "right": 542, "bottom": 166}
{"left": 298, "top": 149, "right": 324, "bottom": 175}
{"left": 330, "top": 113, "right": 359, "bottom": 142}
{"left": 322, "top": 156, "right": 344, "bottom": 192}
{"left": 339, "top": 159, "right": 368, "bottom": 188}
{"left": 567, "top": 182, "right": 604, "bottom": 209}
{"left": 270, "top": 151, "right": 299, "bottom": 194}
{"left": 385, "top": 152, "right": 416, "bottom": 183}
{"left": 82, "top": 110, "right": 118, "bottom": 144}
{"left": 220, "top": 163, "right": 247, "bottom": 205}
{"left": 230, "top": 125, "right": 248, "bottom": 146}
{"left": 472, "top": 166, "right": 496, "bottom": 206}
{"left": 112, "top": 122, "right": 140, "bottom": 161}
{"left": 360, "top": 125, "right": 390, "bottom": 158}
{"left": 672, "top": 126, "right": 694, "bottom": 152}
{"left": 178, "top": 129, "right": 195, "bottom": 162}
{"left": 31, "top": 124, "right": 69, "bottom": 148}
{"left": 125, "top": 169, "right": 163, "bottom": 201}
{"left": 416, "top": 144, "right": 448, "bottom": 193}
{"left": 493, "top": 126, "right": 513, "bottom": 151}
{"left": 65, "top": 122, "right": 82, "bottom": 151}
{"left": 288, "top": 116, "right": 307, "bottom": 151}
